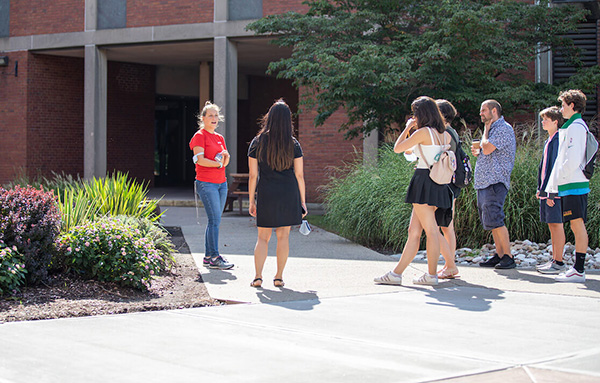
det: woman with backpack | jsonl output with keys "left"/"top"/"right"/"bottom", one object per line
{"left": 374, "top": 96, "right": 453, "bottom": 286}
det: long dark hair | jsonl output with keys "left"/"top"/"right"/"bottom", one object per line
{"left": 411, "top": 96, "right": 446, "bottom": 134}
{"left": 256, "top": 100, "right": 295, "bottom": 171}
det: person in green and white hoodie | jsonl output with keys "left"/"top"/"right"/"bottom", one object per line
{"left": 545, "top": 89, "right": 590, "bottom": 283}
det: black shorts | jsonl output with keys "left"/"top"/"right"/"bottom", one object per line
{"left": 561, "top": 194, "right": 588, "bottom": 223}
{"left": 435, "top": 207, "right": 453, "bottom": 228}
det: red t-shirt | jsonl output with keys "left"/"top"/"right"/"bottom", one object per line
{"left": 189, "top": 129, "right": 227, "bottom": 184}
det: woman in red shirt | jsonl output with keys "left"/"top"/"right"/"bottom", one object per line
{"left": 189, "top": 101, "right": 233, "bottom": 270}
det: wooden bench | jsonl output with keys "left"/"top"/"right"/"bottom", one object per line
{"left": 224, "top": 173, "right": 250, "bottom": 215}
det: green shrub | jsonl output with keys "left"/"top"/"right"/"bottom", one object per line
{"left": 321, "top": 146, "right": 414, "bottom": 252}
{"left": 0, "top": 241, "right": 27, "bottom": 295}
{"left": 322, "top": 142, "right": 600, "bottom": 251}
{"left": 108, "top": 215, "right": 175, "bottom": 271}
{"left": 57, "top": 217, "right": 172, "bottom": 290}
{"left": 80, "top": 172, "right": 162, "bottom": 222}
{"left": 6, "top": 171, "right": 162, "bottom": 233}
{"left": 0, "top": 186, "right": 61, "bottom": 285}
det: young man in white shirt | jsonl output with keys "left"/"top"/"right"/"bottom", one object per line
{"left": 545, "top": 89, "right": 590, "bottom": 282}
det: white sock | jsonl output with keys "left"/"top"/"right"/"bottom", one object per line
{"left": 391, "top": 271, "right": 402, "bottom": 278}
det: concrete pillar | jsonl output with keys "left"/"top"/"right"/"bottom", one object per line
{"left": 84, "top": 45, "right": 107, "bottom": 179}
{"left": 199, "top": 61, "right": 210, "bottom": 109}
{"left": 214, "top": 36, "right": 238, "bottom": 173}
{"left": 363, "top": 130, "right": 378, "bottom": 166}
{"left": 85, "top": 0, "right": 97, "bottom": 31}
{"left": 214, "top": 0, "right": 228, "bottom": 22}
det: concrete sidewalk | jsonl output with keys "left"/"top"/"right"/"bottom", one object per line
{"left": 1, "top": 204, "right": 599, "bottom": 383}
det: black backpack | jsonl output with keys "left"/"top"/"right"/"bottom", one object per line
{"left": 446, "top": 127, "right": 472, "bottom": 188}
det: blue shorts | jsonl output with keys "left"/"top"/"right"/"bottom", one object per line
{"left": 539, "top": 198, "right": 562, "bottom": 224}
{"left": 476, "top": 183, "right": 508, "bottom": 230}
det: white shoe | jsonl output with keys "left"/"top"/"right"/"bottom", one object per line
{"left": 413, "top": 273, "right": 438, "bottom": 286}
{"left": 374, "top": 271, "right": 402, "bottom": 285}
{"left": 555, "top": 267, "right": 585, "bottom": 283}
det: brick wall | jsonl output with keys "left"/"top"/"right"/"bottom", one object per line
{"left": 27, "top": 54, "right": 84, "bottom": 179}
{"left": 298, "top": 93, "right": 362, "bottom": 202}
{"left": 10, "top": 0, "right": 84, "bottom": 36}
{"left": 0, "top": 51, "right": 28, "bottom": 184}
{"left": 126, "top": 0, "right": 213, "bottom": 28}
{"left": 107, "top": 62, "right": 155, "bottom": 185}
{"left": 263, "top": 0, "right": 309, "bottom": 16}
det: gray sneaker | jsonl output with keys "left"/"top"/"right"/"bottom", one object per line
{"left": 536, "top": 260, "right": 553, "bottom": 271}
{"left": 537, "top": 261, "right": 566, "bottom": 274}
{"left": 208, "top": 256, "right": 234, "bottom": 270}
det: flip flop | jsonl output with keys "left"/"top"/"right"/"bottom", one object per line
{"left": 273, "top": 278, "right": 285, "bottom": 287}
{"left": 437, "top": 268, "right": 460, "bottom": 279}
{"left": 250, "top": 278, "right": 263, "bottom": 288}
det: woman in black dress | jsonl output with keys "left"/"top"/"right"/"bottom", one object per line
{"left": 247, "top": 100, "right": 307, "bottom": 288}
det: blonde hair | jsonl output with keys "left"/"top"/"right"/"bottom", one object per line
{"left": 197, "top": 101, "right": 225, "bottom": 130}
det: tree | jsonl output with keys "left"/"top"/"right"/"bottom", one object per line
{"left": 248, "top": 0, "right": 600, "bottom": 138}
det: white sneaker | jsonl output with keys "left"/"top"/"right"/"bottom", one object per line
{"left": 555, "top": 267, "right": 585, "bottom": 283}
{"left": 413, "top": 273, "right": 438, "bottom": 286}
{"left": 374, "top": 271, "right": 402, "bottom": 285}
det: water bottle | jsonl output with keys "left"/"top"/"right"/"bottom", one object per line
{"left": 214, "top": 152, "right": 223, "bottom": 162}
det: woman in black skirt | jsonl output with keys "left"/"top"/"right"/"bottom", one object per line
{"left": 248, "top": 100, "right": 307, "bottom": 288}
{"left": 374, "top": 96, "right": 452, "bottom": 286}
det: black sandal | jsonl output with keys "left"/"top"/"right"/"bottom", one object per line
{"left": 250, "top": 278, "right": 263, "bottom": 288}
{"left": 273, "top": 278, "right": 285, "bottom": 287}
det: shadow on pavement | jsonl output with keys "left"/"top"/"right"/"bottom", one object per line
{"left": 493, "top": 269, "right": 600, "bottom": 293}
{"left": 203, "top": 269, "right": 238, "bottom": 285}
{"left": 254, "top": 288, "right": 320, "bottom": 310}
{"left": 415, "top": 282, "right": 505, "bottom": 312}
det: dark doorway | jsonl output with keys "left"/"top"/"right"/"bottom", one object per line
{"left": 154, "top": 96, "right": 199, "bottom": 187}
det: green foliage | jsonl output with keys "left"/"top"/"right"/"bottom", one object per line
{"left": 0, "top": 241, "right": 27, "bottom": 296}
{"left": 0, "top": 186, "right": 61, "bottom": 285}
{"left": 321, "top": 146, "right": 414, "bottom": 251}
{"left": 322, "top": 142, "right": 600, "bottom": 251}
{"left": 57, "top": 188, "right": 102, "bottom": 233}
{"left": 5, "top": 171, "right": 162, "bottom": 232}
{"left": 57, "top": 217, "right": 172, "bottom": 290}
{"left": 247, "top": 0, "right": 599, "bottom": 138}
{"left": 79, "top": 172, "right": 162, "bottom": 223}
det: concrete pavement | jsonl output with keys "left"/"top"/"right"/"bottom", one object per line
{"left": 1, "top": 196, "right": 599, "bottom": 382}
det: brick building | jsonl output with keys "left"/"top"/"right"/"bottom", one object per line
{"left": 0, "top": 0, "right": 598, "bottom": 202}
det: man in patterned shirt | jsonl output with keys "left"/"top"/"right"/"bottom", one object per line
{"left": 471, "top": 100, "right": 517, "bottom": 269}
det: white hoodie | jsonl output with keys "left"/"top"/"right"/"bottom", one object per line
{"left": 544, "top": 114, "right": 589, "bottom": 198}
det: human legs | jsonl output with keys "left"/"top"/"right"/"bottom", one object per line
{"left": 196, "top": 181, "right": 229, "bottom": 261}
{"left": 274, "top": 226, "right": 291, "bottom": 285}
{"left": 439, "top": 200, "right": 459, "bottom": 277}
{"left": 375, "top": 209, "right": 423, "bottom": 285}
{"left": 392, "top": 209, "right": 423, "bottom": 275}
{"left": 412, "top": 203, "right": 441, "bottom": 276}
{"left": 252, "top": 227, "right": 272, "bottom": 286}
{"left": 556, "top": 195, "right": 588, "bottom": 282}
{"left": 491, "top": 226, "right": 511, "bottom": 257}
{"left": 548, "top": 222, "right": 566, "bottom": 262}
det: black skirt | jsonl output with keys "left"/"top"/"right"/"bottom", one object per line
{"left": 405, "top": 168, "right": 453, "bottom": 210}
{"left": 256, "top": 173, "right": 302, "bottom": 228}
